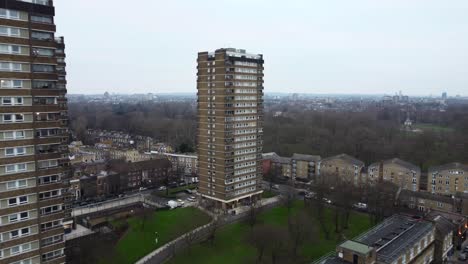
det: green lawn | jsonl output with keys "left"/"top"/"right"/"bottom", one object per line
{"left": 103, "top": 207, "right": 211, "bottom": 264}
{"left": 413, "top": 123, "right": 454, "bottom": 133}
{"left": 169, "top": 201, "right": 372, "bottom": 264}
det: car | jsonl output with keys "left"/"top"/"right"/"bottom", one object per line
{"left": 459, "top": 253, "right": 467, "bottom": 261}
{"left": 185, "top": 189, "right": 193, "bottom": 194}
{"left": 322, "top": 198, "right": 332, "bottom": 204}
{"left": 158, "top": 186, "right": 167, "bottom": 191}
{"left": 298, "top": 190, "right": 307, "bottom": 196}
{"left": 190, "top": 196, "right": 196, "bottom": 200}
{"left": 463, "top": 246, "right": 468, "bottom": 253}
{"left": 187, "top": 197, "right": 195, "bottom": 202}
{"left": 139, "top": 187, "right": 147, "bottom": 191}
{"left": 353, "top": 202, "right": 368, "bottom": 210}
{"left": 272, "top": 184, "right": 280, "bottom": 190}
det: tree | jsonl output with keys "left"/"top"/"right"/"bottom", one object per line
{"left": 289, "top": 211, "right": 317, "bottom": 260}
{"left": 207, "top": 217, "right": 221, "bottom": 246}
{"left": 248, "top": 202, "right": 258, "bottom": 228}
{"left": 268, "top": 226, "right": 291, "bottom": 264}
{"left": 249, "top": 225, "right": 271, "bottom": 263}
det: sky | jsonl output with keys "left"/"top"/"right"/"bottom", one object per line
{"left": 54, "top": 0, "right": 468, "bottom": 96}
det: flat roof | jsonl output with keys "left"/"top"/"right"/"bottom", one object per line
{"left": 339, "top": 240, "right": 373, "bottom": 255}
{"left": 355, "top": 215, "right": 433, "bottom": 264}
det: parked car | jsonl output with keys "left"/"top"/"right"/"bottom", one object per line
{"left": 353, "top": 202, "right": 368, "bottom": 210}
{"left": 158, "top": 186, "right": 167, "bottom": 191}
{"left": 272, "top": 184, "right": 280, "bottom": 190}
{"left": 459, "top": 253, "right": 467, "bottom": 261}
{"left": 139, "top": 187, "right": 147, "bottom": 191}
{"left": 322, "top": 198, "right": 332, "bottom": 204}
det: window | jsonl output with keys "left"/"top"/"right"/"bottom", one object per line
{"left": 0, "top": 9, "right": 20, "bottom": 20}
{"left": 33, "top": 48, "right": 54, "bottom": 57}
{"left": 40, "top": 204, "right": 61, "bottom": 215}
{"left": 0, "top": 79, "right": 23, "bottom": 88}
{"left": 3, "top": 130, "right": 26, "bottom": 139}
{"left": 2, "top": 114, "right": 25, "bottom": 123}
{"left": 0, "top": 62, "right": 23, "bottom": 72}
{"left": 38, "top": 175, "right": 59, "bottom": 185}
{"left": 0, "top": 44, "right": 22, "bottom": 54}
{"left": 5, "top": 163, "right": 28, "bottom": 173}
{"left": 31, "top": 31, "right": 53, "bottom": 41}
{"left": 32, "top": 80, "right": 56, "bottom": 89}
{"left": 38, "top": 159, "right": 58, "bottom": 169}
{"left": 40, "top": 220, "right": 61, "bottom": 231}
{"left": 6, "top": 179, "right": 28, "bottom": 190}
{"left": 31, "top": 15, "right": 53, "bottom": 24}
{"left": 32, "top": 64, "right": 54, "bottom": 72}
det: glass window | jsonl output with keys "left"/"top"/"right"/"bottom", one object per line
{"left": 8, "top": 10, "right": 19, "bottom": 19}
{"left": 31, "top": 31, "right": 53, "bottom": 41}
{"left": 10, "top": 230, "right": 19, "bottom": 238}
{"left": 0, "top": 9, "right": 6, "bottom": 17}
{"left": 9, "top": 198, "right": 17, "bottom": 205}
{"left": 7, "top": 181, "right": 16, "bottom": 189}
{"left": 34, "top": 48, "right": 54, "bottom": 57}
{"left": 11, "top": 245, "right": 20, "bottom": 254}
{"left": 15, "top": 97, "right": 23, "bottom": 104}
{"left": 5, "top": 148, "right": 14, "bottom": 156}
{"left": 21, "top": 228, "right": 29, "bottom": 235}
{"left": 10, "top": 28, "right": 20, "bottom": 36}
{"left": 12, "top": 63, "right": 22, "bottom": 71}
{"left": 11, "top": 45, "right": 20, "bottom": 53}
{"left": 15, "top": 114, "right": 24, "bottom": 121}
{"left": 9, "top": 214, "right": 18, "bottom": 222}
{"left": 31, "top": 15, "right": 53, "bottom": 24}
{"left": 0, "top": 26, "right": 8, "bottom": 35}
{"left": 18, "top": 179, "right": 27, "bottom": 187}
{"left": 0, "top": 44, "right": 8, "bottom": 53}
{"left": 32, "top": 64, "right": 54, "bottom": 72}
{"left": 20, "top": 212, "right": 28, "bottom": 219}
{"left": 3, "top": 114, "right": 12, "bottom": 122}
{"left": 16, "top": 131, "right": 25, "bottom": 138}
{"left": 13, "top": 80, "right": 22, "bottom": 87}
{"left": 16, "top": 147, "right": 25, "bottom": 155}
{"left": 6, "top": 165, "right": 15, "bottom": 172}
{"left": 17, "top": 163, "right": 26, "bottom": 171}
{"left": 19, "top": 196, "right": 27, "bottom": 204}
{"left": 2, "top": 97, "right": 12, "bottom": 104}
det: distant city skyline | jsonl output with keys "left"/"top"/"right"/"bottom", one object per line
{"left": 55, "top": 0, "right": 468, "bottom": 96}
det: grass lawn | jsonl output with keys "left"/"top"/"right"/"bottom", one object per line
{"left": 103, "top": 207, "right": 211, "bottom": 264}
{"left": 413, "top": 123, "right": 454, "bottom": 133}
{"left": 169, "top": 201, "right": 372, "bottom": 264}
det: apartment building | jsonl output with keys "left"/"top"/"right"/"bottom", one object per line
{"left": 197, "top": 48, "right": 264, "bottom": 209}
{"left": 368, "top": 158, "right": 421, "bottom": 191}
{"left": 319, "top": 154, "right": 365, "bottom": 186}
{"left": 291, "top": 153, "right": 320, "bottom": 181}
{"left": 398, "top": 189, "right": 455, "bottom": 214}
{"left": 323, "top": 214, "right": 435, "bottom": 264}
{"left": 0, "top": 1, "right": 69, "bottom": 263}
{"left": 164, "top": 153, "right": 198, "bottom": 178}
{"left": 428, "top": 162, "right": 468, "bottom": 195}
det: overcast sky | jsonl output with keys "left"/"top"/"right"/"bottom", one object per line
{"left": 55, "top": 0, "right": 468, "bottom": 96}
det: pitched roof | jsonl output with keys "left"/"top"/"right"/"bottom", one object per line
{"left": 429, "top": 162, "right": 468, "bottom": 172}
{"left": 321, "top": 153, "right": 364, "bottom": 167}
{"left": 291, "top": 153, "right": 321, "bottom": 161}
{"left": 369, "top": 158, "right": 420, "bottom": 171}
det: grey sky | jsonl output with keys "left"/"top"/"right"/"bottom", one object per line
{"left": 55, "top": 0, "right": 468, "bottom": 96}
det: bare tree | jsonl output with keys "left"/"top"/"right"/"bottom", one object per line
{"left": 268, "top": 226, "right": 291, "bottom": 264}
{"left": 248, "top": 202, "right": 258, "bottom": 229}
{"left": 289, "top": 211, "right": 317, "bottom": 260}
{"left": 207, "top": 217, "right": 221, "bottom": 246}
{"left": 248, "top": 225, "right": 271, "bottom": 263}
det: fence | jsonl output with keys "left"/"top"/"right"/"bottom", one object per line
{"left": 72, "top": 195, "right": 165, "bottom": 217}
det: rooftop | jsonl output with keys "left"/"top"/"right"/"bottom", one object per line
{"left": 369, "top": 158, "right": 420, "bottom": 172}
{"left": 429, "top": 162, "right": 468, "bottom": 172}
{"left": 355, "top": 214, "right": 433, "bottom": 264}
{"left": 322, "top": 153, "right": 364, "bottom": 167}
{"left": 292, "top": 153, "right": 321, "bottom": 162}
{"left": 339, "top": 240, "right": 373, "bottom": 255}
